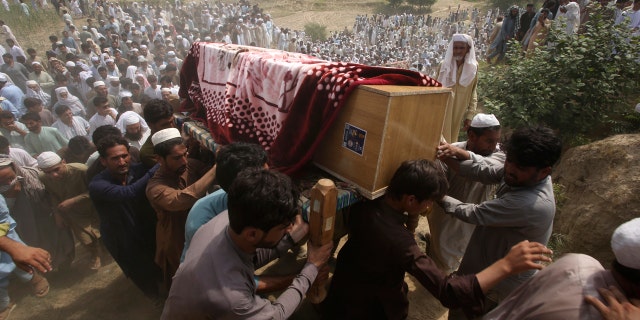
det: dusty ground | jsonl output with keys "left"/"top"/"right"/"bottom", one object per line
{"left": 265, "top": 0, "right": 480, "bottom": 32}
{"left": 8, "top": 215, "right": 445, "bottom": 320}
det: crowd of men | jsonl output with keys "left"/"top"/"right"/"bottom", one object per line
{"left": 0, "top": 0, "right": 637, "bottom": 318}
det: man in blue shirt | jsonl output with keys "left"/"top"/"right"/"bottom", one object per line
{"left": 0, "top": 75, "right": 25, "bottom": 116}
{"left": 88, "top": 135, "right": 162, "bottom": 300}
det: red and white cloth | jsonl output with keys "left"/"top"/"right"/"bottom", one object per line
{"left": 180, "top": 43, "right": 441, "bottom": 174}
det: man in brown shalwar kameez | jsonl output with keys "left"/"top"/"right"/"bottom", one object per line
{"left": 145, "top": 128, "right": 215, "bottom": 290}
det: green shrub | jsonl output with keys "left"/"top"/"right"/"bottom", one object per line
{"left": 480, "top": 9, "right": 640, "bottom": 146}
{"left": 304, "top": 22, "right": 327, "bottom": 42}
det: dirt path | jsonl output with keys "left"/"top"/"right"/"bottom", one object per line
{"left": 267, "top": 0, "right": 481, "bottom": 32}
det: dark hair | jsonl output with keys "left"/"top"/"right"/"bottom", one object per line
{"left": 20, "top": 112, "right": 41, "bottom": 122}
{"left": 227, "top": 168, "right": 299, "bottom": 234}
{"left": 24, "top": 97, "right": 43, "bottom": 109}
{"left": 93, "top": 95, "right": 109, "bottom": 107}
{"left": 0, "top": 135, "right": 9, "bottom": 149}
{"left": 386, "top": 159, "right": 448, "bottom": 202}
{"left": 55, "top": 74, "right": 68, "bottom": 82}
{"left": 68, "top": 136, "right": 92, "bottom": 154}
{"left": 97, "top": 135, "right": 130, "bottom": 158}
{"left": 612, "top": 259, "right": 640, "bottom": 288}
{"left": 27, "top": 48, "right": 36, "bottom": 54}
{"left": 143, "top": 99, "right": 173, "bottom": 124}
{"left": 2, "top": 53, "right": 12, "bottom": 59}
{"left": 159, "top": 75, "right": 173, "bottom": 84}
{"left": 98, "top": 66, "right": 107, "bottom": 72}
{"left": 503, "top": 127, "right": 561, "bottom": 169}
{"left": 153, "top": 137, "right": 184, "bottom": 158}
{"left": 147, "top": 74, "right": 157, "bottom": 82}
{"left": 216, "top": 142, "right": 268, "bottom": 190}
{"left": 468, "top": 125, "right": 501, "bottom": 137}
{"left": 0, "top": 110, "right": 14, "bottom": 120}
{"left": 92, "top": 125, "right": 122, "bottom": 144}
{"left": 54, "top": 105, "right": 71, "bottom": 116}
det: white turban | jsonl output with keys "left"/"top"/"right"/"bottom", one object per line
{"left": 115, "top": 111, "right": 149, "bottom": 134}
{"left": 437, "top": 33, "right": 478, "bottom": 88}
{"left": 37, "top": 152, "right": 63, "bottom": 169}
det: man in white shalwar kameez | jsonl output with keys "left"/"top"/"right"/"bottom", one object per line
{"left": 436, "top": 33, "right": 478, "bottom": 143}
{"left": 556, "top": 0, "right": 581, "bottom": 35}
{"left": 426, "top": 114, "right": 505, "bottom": 274}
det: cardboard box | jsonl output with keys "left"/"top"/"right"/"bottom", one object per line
{"left": 314, "top": 85, "right": 451, "bottom": 199}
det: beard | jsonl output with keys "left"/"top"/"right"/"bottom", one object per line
{"left": 125, "top": 131, "right": 143, "bottom": 141}
{"left": 454, "top": 55, "right": 465, "bottom": 62}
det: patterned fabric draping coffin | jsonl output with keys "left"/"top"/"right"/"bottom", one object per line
{"left": 180, "top": 43, "right": 441, "bottom": 174}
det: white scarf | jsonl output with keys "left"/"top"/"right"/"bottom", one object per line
{"left": 437, "top": 33, "right": 478, "bottom": 88}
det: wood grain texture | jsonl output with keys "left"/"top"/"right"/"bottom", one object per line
{"left": 315, "top": 85, "right": 451, "bottom": 199}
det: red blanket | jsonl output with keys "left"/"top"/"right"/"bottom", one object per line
{"left": 180, "top": 43, "right": 441, "bottom": 174}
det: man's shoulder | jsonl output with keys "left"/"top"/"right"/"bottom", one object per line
{"left": 67, "top": 162, "right": 88, "bottom": 172}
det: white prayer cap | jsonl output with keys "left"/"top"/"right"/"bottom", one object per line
{"left": 105, "top": 58, "right": 115, "bottom": 63}
{"left": 124, "top": 114, "right": 140, "bottom": 126}
{"left": 65, "top": 61, "right": 76, "bottom": 68}
{"left": 0, "top": 74, "right": 7, "bottom": 82}
{"left": 31, "top": 61, "right": 42, "bottom": 66}
{"left": 91, "top": 56, "right": 100, "bottom": 62}
{"left": 140, "top": 45, "right": 148, "bottom": 49}
{"left": 137, "top": 56, "right": 147, "bottom": 62}
{"left": 167, "top": 51, "right": 176, "bottom": 56}
{"left": 130, "top": 48, "right": 139, "bottom": 52}
{"left": 82, "top": 25, "right": 88, "bottom": 30}
{"left": 93, "top": 81, "right": 106, "bottom": 88}
{"left": 151, "top": 128, "right": 181, "bottom": 146}
{"left": 108, "top": 76, "right": 120, "bottom": 82}
{"left": 204, "top": 36, "right": 212, "bottom": 41}
{"left": 126, "top": 40, "right": 133, "bottom": 44}
{"left": 37, "top": 152, "right": 63, "bottom": 169}
{"left": 120, "top": 90, "right": 133, "bottom": 97}
{"left": 470, "top": 113, "right": 500, "bottom": 128}
{"left": 176, "top": 35, "right": 182, "bottom": 39}
{"left": 159, "top": 65, "right": 166, "bottom": 71}
{"left": 635, "top": 103, "right": 640, "bottom": 113}
{"left": 611, "top": 218, "right": 640, "bottom": 269}
{"left": 26, "top": 80, "right": 38, "bottom": 86}
{"left": 160, "top": 87, "right": 171, "bottom": 93}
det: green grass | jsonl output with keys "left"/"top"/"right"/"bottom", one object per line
{"left": 0, "top": 5, "right": 65, "bottom": 55}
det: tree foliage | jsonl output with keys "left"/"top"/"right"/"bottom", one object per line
{"left": 480, "top": 10, "right": 640, "bottom": 146}
{"left": 304, "top": 22, "right": 327, "bottom": 42}
{"left": 388, "top": 0, "right": 403, "bottom": 8}
{"left": 407, "top": 0, "right": 436, "bottom": 10}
